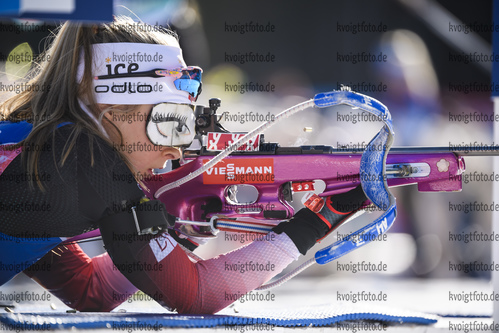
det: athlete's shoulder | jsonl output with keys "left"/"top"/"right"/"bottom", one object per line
{"left": 52, "top": 123, "right": 123, "bottom": 165}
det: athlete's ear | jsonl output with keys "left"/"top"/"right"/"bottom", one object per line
{"left": 161, "top": 146, "right": 181, "bottom": 161}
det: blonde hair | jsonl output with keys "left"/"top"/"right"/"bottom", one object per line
{"left": 1, "top": 16, "right": 179, "bottom": 188}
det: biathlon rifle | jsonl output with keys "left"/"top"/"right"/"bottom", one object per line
{"left": 139, "top": 87, "right": 499, "bottom": 265}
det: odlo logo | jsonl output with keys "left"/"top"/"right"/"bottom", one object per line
{"left": 94, "top": 63, "right": 161, "bottom": 94}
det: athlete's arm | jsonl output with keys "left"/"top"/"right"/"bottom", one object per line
{"left": 24, "top": 243, "right": 138, "bottom": 312}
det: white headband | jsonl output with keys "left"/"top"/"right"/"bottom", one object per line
{"left": 77, "top": 43, "right": 192, "bottom": 105}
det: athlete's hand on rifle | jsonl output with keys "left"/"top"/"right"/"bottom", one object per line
{"left": 272, "top": 186, "right": 367, "bottom": 255}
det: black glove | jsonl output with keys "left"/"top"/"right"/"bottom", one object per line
{"left": 272, "top": 186, "right": 367, "bottom": 255}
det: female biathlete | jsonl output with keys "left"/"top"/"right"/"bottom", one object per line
{"left": 0, "top": 17, "right": 366, "bottom": 314}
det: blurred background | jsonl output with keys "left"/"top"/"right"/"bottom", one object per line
{"left": 0, "top": 0, "right": 496, "bottom": 315}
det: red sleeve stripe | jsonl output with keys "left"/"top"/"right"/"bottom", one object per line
{"left": 326, "top": 197, "right": 349, "bottom": 215}
{"left": 316, "top": 213, "right": 332, "bottom": 229}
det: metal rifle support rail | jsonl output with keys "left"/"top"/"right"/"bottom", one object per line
{"left": 330, "top": 146, "right": 499, "bottom": 156}
{"left": 331, "top": 146, "right": 499, "bottom": 178}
